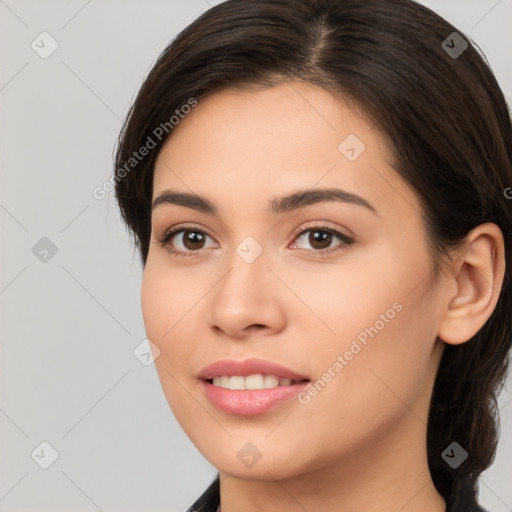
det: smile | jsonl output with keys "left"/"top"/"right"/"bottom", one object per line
{"left": 210, "top": 374, "right": 305, "bottom": 390}
{"left": 198, "top": 358, "right": 311, "bottom": 415}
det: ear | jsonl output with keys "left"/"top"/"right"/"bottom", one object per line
{"left": 437, "top": 222, "right": 506, "bottom": 346}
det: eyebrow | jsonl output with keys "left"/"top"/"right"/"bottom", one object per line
{"left": 151, "top": 188, "right": 379, "bottom": 216}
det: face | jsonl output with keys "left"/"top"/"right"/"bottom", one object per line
{"left": 142, "top": 82, "right": 446, "bottom": 480}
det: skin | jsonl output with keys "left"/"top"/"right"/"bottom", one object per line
{"left": 141, "top": 82, "right": 505, "bottom": 512}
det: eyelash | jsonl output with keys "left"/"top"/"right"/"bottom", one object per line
{"left": 156, "top": 223, "right": 354, "bottom": 258}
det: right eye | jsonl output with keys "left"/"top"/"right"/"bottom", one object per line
{"left": 157, "top": 226, "right": 218, "bottom": 257}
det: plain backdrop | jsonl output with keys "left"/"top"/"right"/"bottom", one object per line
{"left": 1, "top": 1, "right": 511, "bottom": 511}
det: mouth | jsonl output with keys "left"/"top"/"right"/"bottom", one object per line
{"left": 204, "top": 374, "right": 309, "bottom": 390}
{"left": 198, "top": 358, "right": 311, "bottom": 415}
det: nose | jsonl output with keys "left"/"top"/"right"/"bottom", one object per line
{"left": 206, "top": 247, "right": 287, "bottom": 340}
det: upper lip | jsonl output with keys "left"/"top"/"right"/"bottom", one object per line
{"left": 198, "top": 358, "right": 310, "bottom": 381}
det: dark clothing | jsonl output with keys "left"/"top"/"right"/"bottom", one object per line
{"left": 187, "top": 473, "right": 487, "bottom": 512}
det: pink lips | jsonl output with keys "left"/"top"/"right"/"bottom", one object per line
{"left": 198, "top": 358, "right": 310, "bottom": 415}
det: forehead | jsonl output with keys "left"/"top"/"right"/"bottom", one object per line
{"left": 156, "top": 82, "right": 388, "bottom": 167}
{"left": 152, "top": 83, "right": 415, "bottom": 220}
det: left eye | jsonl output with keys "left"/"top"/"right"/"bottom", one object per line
{"left": 290, "top": 226, "right": 354, "bottom": 253}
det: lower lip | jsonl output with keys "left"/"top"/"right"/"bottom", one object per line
{"left": 200, "top": 380, "right": 309, "bottom": 415}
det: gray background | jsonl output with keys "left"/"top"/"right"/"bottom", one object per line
{"left": 0, "top": 0, "right": 511, "bottom": 511}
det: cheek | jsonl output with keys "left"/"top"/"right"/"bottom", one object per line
{"left": 140, "top": 258, "right": 201, "bottom": 341}
{"left": 289, "top": 243, "right": 438, "bottom": 416}
{"left": 141, "top": 263, "right": 202, "bottom": 425}
{"left": 280, "top": 300, "right": 437, "bottom": 476}
{"left": 140, "top": 263, "right": 194, "bottom": 382}
{"left": 314, "top": 283, "right": 438, "bottom": 434}
{"left": 141, "top": 268, "right": 169, "bottom": 348}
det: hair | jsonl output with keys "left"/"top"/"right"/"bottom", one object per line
{"left": 114, "top": 0, "right": 512, "bottom": 501}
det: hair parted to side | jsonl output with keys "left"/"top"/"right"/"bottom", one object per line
{"left": 114, "top": 0, "right": 512, "bottom": 501}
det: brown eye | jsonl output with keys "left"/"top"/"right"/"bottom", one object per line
{"left": 291, "top": 225, "right": 354, "bottom": 254}
{"left": 181, "top": 230, "right": 206, "bottom": 250}
{"left": 158, "top": 226, "right": 217, "bottom": 257}
{"left": 308, "top": 230, "right": 333, "bottom": 250}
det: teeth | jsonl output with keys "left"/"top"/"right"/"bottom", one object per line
{"left": 229, "top": 376, "right": 245, "bottom": 390}
{"left": 211, "top": 374, "right": 297, "bottom": 390}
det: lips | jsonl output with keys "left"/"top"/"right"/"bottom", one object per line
{"left": 198, "top": 358, "right": 311, "bottom": 415}
{"left": 198, "top": 358, "right": 310, "bottom": 381}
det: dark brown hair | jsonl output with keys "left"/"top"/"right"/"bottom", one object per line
{"left": 114, "top": 0, "right": 512, "bottom": 500}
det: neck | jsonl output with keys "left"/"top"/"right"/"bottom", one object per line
{"left": 218, "top": 414, "right": 446, "bottom": 512}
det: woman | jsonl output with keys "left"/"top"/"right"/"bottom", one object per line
{"left": 114, "top": 0, "right": 512, "bottom": 510}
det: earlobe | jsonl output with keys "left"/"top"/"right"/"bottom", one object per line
{"left": 437, "top": 223, "right": 506, "bottom": 346}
